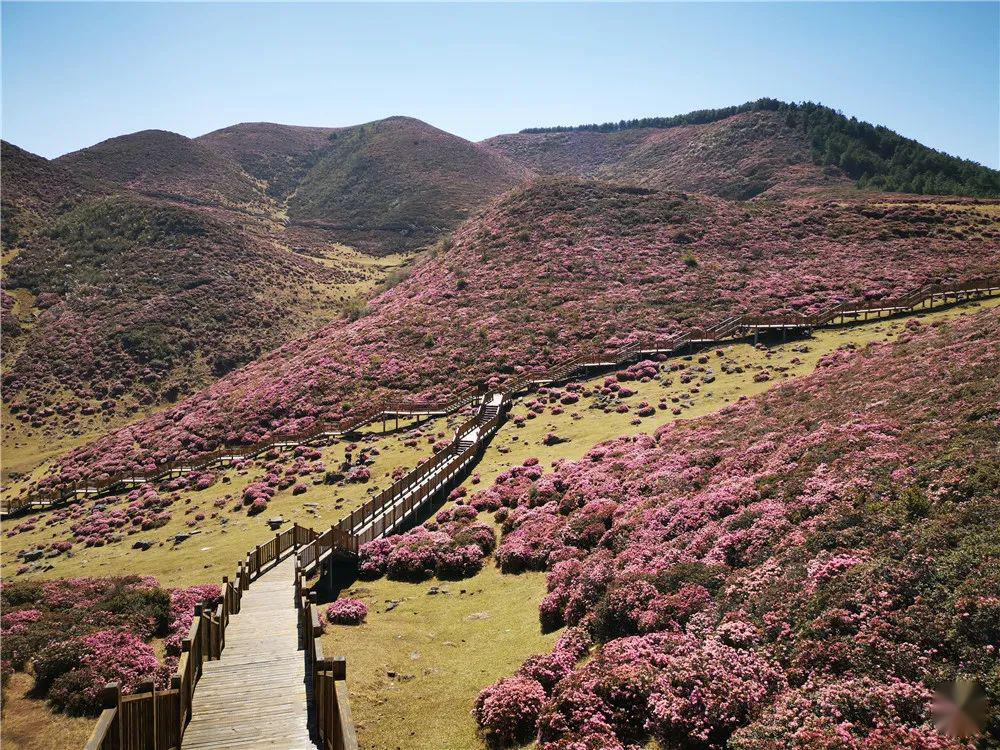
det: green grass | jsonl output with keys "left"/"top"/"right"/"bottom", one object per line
{"left": 0, "top": 415, "right": 449, "bottom": 588}
{"left": 322, "top": 566, "right": 554, "bottom": 750}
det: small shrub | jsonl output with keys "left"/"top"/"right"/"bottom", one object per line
{"left": 32, "top": 640, "right": 87, "bottom": 694}
{"left": 325, "top": 599, "right": 368, "bottom": 625}
{"left": 473, "top": 675, "right": 546, "bottom": 745}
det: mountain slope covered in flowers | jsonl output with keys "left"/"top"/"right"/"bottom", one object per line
{"left": 1, "top": 144, "right": 365, "bottom": 440}
{"left": 27, "top": 179, "right": 1000, "bottom": 494}
{"left": 467, "top": 306, "right": 1000, "bottom": 748}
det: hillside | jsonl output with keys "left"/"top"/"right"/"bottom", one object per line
{"left": 28, "top": 178, "right": 1000, "bottom": 493}
{"left": 55, "top": 118, "right": 532, "bottom": 254}
{"left": 55, "top": 129, "right": 271, "bottom": 212}
{"left": 1, "top": 141, "right": 101, "bottom": 247}
{"left": 465, "top": 304, "right": 1000, "bottom": 748}
{"left": 196, "top": 122, "right": 340, "bottom": 200}
{"left": 486, "top": 99, "right": 1000, "bottom": 199}
{"left": 0, "top": 189, "right": 362, "bottom": 450}
{"left": 284, "top": 116, "right": 531, "bottom": 252}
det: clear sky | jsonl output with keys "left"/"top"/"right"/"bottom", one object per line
{"left": 2, "top": 2, "right": 998, "bottom": 167}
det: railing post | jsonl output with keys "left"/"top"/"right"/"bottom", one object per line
{"left": 171, "top": 673, "right": 183, "bottom": 740}
{"left": 103, "top": 682, "right": 122, "bottom": 748}
{"left": 330, "top": 655, "right": 347, "bottom": 680}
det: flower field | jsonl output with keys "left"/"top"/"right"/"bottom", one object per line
{"left": 461, "top": 305, "right": 1000, "bottom": 748}
{"left": 2, "top": 301, "right": 995, "bottom": 748}
{"left": 19, "top": 182, "right": 999, "bottom": 500}
{"left": 1, "top": 576, "right": 219, "bottom": 716}
{"left": 312, "top": 300, "right": 997, "bottom": 750}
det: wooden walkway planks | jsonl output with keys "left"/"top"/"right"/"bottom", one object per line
{"left": 182, "top": 556, "right": 316, "bottom": 750}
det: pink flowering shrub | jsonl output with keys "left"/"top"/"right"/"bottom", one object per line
{"left": 1, "top": 576, "right": 220, "bottom": 715}
{"left": 473, "top": 675, "right": 548, "bottom": 745}
{"left": 473, "top": 310, "right": 1000, "bottom": 747}
{"left": 193, "top": 472, "right": 216, "bottom": 491}
{"left": 645, "top": 637, "right": 786, "bottom": 747}
{"left": 358, "top": 513, "right": 495, "bottom": 582}
{"left": 729, "top": 677, "right": 964, "bottom": 750}
{"left": 325, "top": 598, "right": 368, "bottom": 625}
{"left": 164, "top": 584, "right": 222, "bottom": 660}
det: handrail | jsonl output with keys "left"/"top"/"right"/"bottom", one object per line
{"left": 7, "top": 275, "right": 998, "bottom": 517}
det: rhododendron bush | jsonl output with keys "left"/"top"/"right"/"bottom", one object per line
{"left": 27, "top": 181, "right": 999, "bottom": 496}
{"left": 0, "top": 576, "right": 220, "bottom": 715}
{"left": 325, "top": 598, "right": 368, "bottom": 625}
{"left": 358, "top": 506, "right": 495, "bottom": 581}
{"left": 472, "top": 309, "right": 999, "bottom": 748}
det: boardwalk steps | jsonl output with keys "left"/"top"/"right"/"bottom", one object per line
{"left": 181, "top": 557, "right": 314, "bottom": 750}
{"left": 84, "top": 528, "right": 358, "bottom": 750}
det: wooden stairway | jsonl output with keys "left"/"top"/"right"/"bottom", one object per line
{"left": 181, "top": 556, "right": 316, "bottom": 750}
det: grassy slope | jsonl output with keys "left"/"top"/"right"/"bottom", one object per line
{"left": 287, "top": 117, "right": 529, "bottom": 253}
{"left": 1, "top": 674, "right": 95, "bottom": 750}
{"left": 1, "top": 299, "right": 994, "bottom": 750}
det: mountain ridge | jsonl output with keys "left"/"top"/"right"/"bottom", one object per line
{"left": 490, "top": 98, "right": 1000, "bottom": 197}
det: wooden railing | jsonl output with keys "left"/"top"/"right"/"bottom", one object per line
{"left": 293, "top": 389, "right": 510, "bottom": 589}
{"left": 5, "top": 389, "right": 484, "bottom": 516}
{"left": 300, "top": 591, "right": 359, "bottom": 750}
{"left": 528, "top": 275, "right": 1000, "bottom": 384}
{"left": 83, "top": 528, "right": 301, "bottom": 750}
{"left": 8, "top": 275, "right": 998, "bottom": 518}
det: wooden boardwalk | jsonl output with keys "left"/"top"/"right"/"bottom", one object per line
{"left": 182, "top": 556, "right": 316, "bottom": 750}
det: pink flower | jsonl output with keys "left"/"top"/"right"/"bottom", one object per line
{"left": 325, "top": 598, "right": 368, "bottom": 625}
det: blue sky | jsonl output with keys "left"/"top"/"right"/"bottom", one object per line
{"left": 3, "top": 2, "right": 998, "bottom": 167}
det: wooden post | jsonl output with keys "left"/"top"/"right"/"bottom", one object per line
{"left": 194, "top": 603, "right": 205, "bottom": 657}
{"left": 331, "top": 656, "right": 347, "bottom": 680}
{"left": 103, "top": 683, "right": 123, "bottom": 748}
{"left": 171, "top": 674, "right": 183, "bottom": 738}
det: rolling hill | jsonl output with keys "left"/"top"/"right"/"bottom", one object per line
{"left": 485, "top": 99, "right": 1000, "bottom": 199}
{"left": 1, "top": 141, "right": 103, "bottom": 248}
{"left": 56, "top": 118, "right": 531, "bottom": 253}
{"left": 279, "top": 116, "right": 530, "bottom": 252}
{"left": 0, "top": 143, "right": 376, "bottom": 445}
{"left": 56, "top": 129, "right": 271, "bottom": 212}
{"left": 195, "top": 121, "right": 340, "bottom": 200}
{"left": 29, "top": 178, "right": 1000, "bottom": 492}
